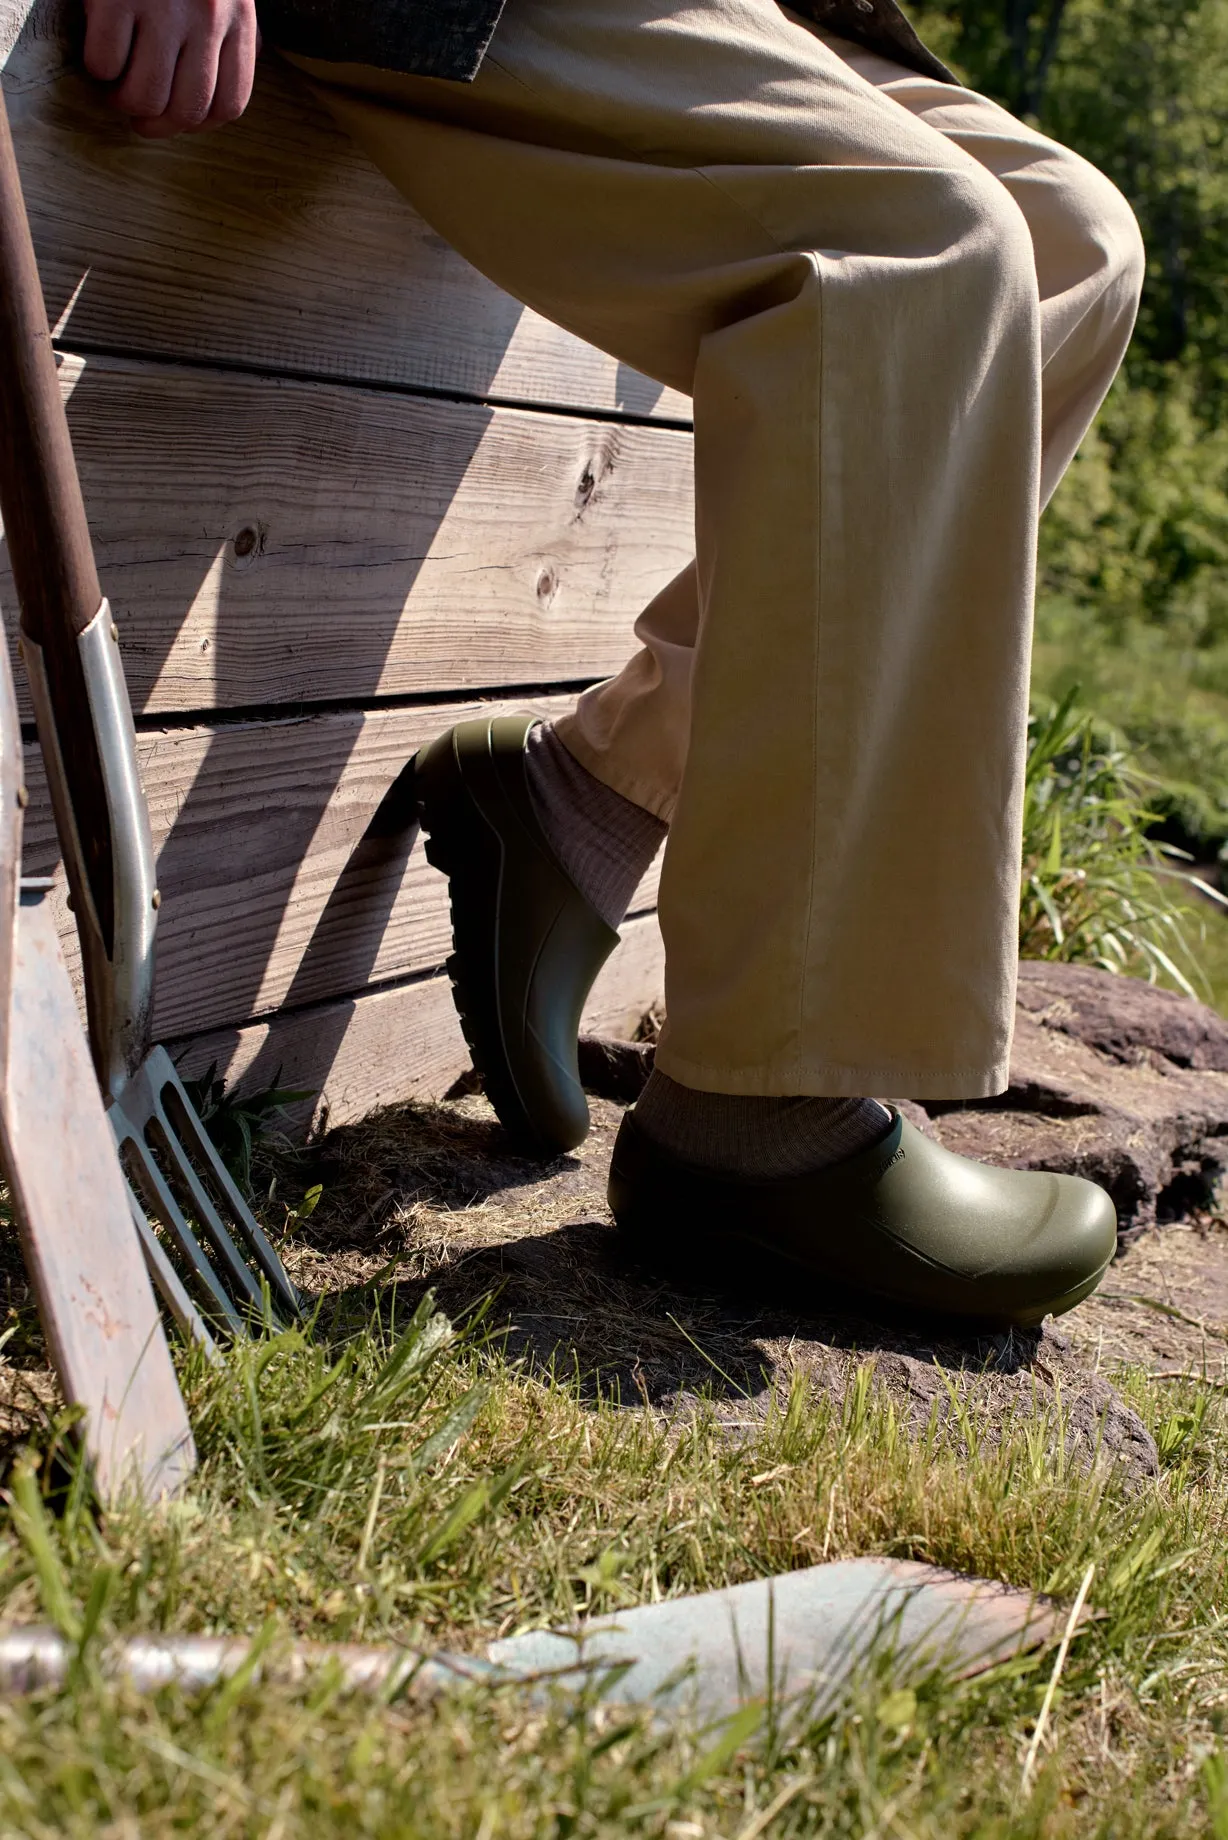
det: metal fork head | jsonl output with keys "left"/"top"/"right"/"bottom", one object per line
{"left": 110, "top": 1045, "right": 306, "bottom": 1341}
{"left": 25, "top": 608, "right": 305, "bottom": 1343}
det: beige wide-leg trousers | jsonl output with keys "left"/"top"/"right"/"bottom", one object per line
{"left": 293, "top": 0, "right": 1143, "bottom": 1099}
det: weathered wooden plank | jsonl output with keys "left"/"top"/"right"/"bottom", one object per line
{"left": 1, "top": 5, "right": 690, "bottom": 421}
{"left": 169, "top": 911, "right": 665, "bottom": 1135}
{"left": 22, "top": 696, "right": 663, "bottom": 1042}
{"left": 0, "top": 352, "right": 693, "bottom": 716}
{"left": 2, "top": 890, "right": 196, "bottom": 1499}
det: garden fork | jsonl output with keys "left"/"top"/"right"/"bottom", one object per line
{"left": 0, "top": 87, "right": 303, "bottom": 1342}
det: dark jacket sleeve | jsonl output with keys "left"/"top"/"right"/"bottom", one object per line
{"left": 257, "top": 0, "right": 509, "bottom": 82}
{"left": 785, "top": 1, "right": 957, "bottom": 83}
{"left": 258, "top": 0, "right": 954, "bottom": 88}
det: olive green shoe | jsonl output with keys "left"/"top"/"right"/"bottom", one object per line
{"left": 413, "top": 714, "right": 619, "bottom": 1156}
{"left": 608, "top": 1109, "right": 1117, "bottom": 1328}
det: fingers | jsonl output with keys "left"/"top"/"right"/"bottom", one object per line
{"left": 83, "top": 0, "right": 136, "bottom": 83}
{"left": 89, "top": 0, "right": 259, "bottom": 138}
{"left": 152, "top": 25, "right": 226, "bottom": 134}
{"left": 206, "top": 12, "right": 258, "bottom": 126}
{"left": 113, "top": 12, "right": 185, "bottom": 125}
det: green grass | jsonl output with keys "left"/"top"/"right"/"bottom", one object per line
{"left": 1185, "top": 902, "right": 1228, "bottom": 1014}
{"left": 1026, "top": 598, "right": 1228, "bottom": 1013}
{"left": 1, "top": 1302, "right": 1227, "bottom": 1835}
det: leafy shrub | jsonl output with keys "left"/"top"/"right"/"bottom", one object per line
{"left": 1019, "top": 690, "right": 1222, "bottom": 992}
{"left": 1039, "top": 378, "right": 1228, "bottom": 651}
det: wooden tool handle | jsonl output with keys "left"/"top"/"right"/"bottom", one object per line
{"left": 0, "top": 88, "right": 101, "bottom": 646}
{"left": 0, "top": 85, "right": 115, "bottom": 959}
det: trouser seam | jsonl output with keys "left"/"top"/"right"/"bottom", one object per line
{"left": 798, "top": 249, "right": 823, "bottom": 1070}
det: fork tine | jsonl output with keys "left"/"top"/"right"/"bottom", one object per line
{"left": 149, "top": 1051, "right": 304, "bottom": 1321}
{"left": 150, "top": 1052, "right": 303, "bottom": 1324}
{"left": 144, "top": 1109, "right": 270, "bottom": 1319}
{"left": 124, "top": 1189, "right": 220, "bottom": 1358}
{"left": 111, "top": 1101, "right": 248, "bottom": 1335}
{"left": 110, "top": 1048, "right": 305, "bottom": 1339}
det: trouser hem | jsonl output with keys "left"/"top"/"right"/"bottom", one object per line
{"left": 651, "top": 1046, "right": 1012, "bottom": 1102}
{"left": 553, "top": 715, "right": 679, "bottom": 824}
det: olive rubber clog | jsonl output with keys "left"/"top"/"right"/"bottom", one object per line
{"left": 608, "top": 1108, "right": 1118, "bottom": 1327}
{"left": 414, "top": 714, "right": 619, "bottom": 1156}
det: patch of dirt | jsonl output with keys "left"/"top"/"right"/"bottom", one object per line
{"left": 11, "top": 1000, "right": 1228, "bottom": 1483}
{"left": 1064, "top": 1213, "right": 1228, "bottom": 1380}
{"left": 286, "top": 1090, "right": 1208, "bottom": 1487}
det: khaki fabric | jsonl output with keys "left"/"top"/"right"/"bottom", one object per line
{"left": 292, "top": 0, "right": 1143, "bottom": 1099}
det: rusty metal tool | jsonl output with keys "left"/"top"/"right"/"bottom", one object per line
{"left": 0, "top": 87, "right": 302, "bottom": 1340}
{"left": 0, "top": 598, "right": 195, "bottom": 1501}
{"left": 0, "top": 1557, "right": 1084, "bottom": 1709}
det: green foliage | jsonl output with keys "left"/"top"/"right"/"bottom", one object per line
{"left": 1019, "top": 690, "right": 1221, "bottom": 992}
{"left": 1037, "top": 0, "right": 1228, "bottom": 399}
{"left": 904, "top": 0, "right": 1071, "bottom": 117}
{"left": 907, "top": 0, "right": 1228, "bottom": 396}
{"left": 1033, "top": 599, "right": 1228, "bottom": 854}
{"left": 1039, "top": 377, "right": 1228, "bottom": 649}
{"left": 1032, "top": 379, "right": 1228, "bottom": 865}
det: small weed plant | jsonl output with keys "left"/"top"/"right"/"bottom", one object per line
{"left": 179, "top": 1061, "right": 312, "bottom": 1197}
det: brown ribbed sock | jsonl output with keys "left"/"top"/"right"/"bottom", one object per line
{"left": 525, "top": 721, "right": 666, "bottom": 929}
{"left": 633, "top": 1070, "right": 893, "bottom": 1178}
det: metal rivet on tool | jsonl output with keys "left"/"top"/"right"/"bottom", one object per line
{"left": 16, "top": 785, "right": 27, "bottom": 809}
{"left": 15, "top": 638, "right": 23, "bottom": 662}
{"left": 151, "top": 890, "right": 161, "bottom": 910}
{"left": 65, "top": 893, "right": 74, "bottom": 912}
{"left": 110, "top": 622, "right": 119, "bottom": 643}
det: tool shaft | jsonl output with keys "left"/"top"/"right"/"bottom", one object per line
{"left": 0, "top": 88, "right": 115, "bottom": 960}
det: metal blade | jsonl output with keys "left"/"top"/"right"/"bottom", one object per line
{"left": 151, "top": 1050, "right": 303, "bottom": 1319}
{"left": 488, "top": 1557, "right": 1079, "bottom": 1719}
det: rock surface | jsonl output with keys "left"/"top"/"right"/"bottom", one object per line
{"left": 1014, "top": 960, "right": 1228, "bottom": 1071}
{"left": 924, "top": 963, "right": 1228, "bottom": 1230}
{"left": 583, "top": 962, "right": 1228, "bottom": 1232}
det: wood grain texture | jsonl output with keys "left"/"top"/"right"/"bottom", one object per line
{"left": 1, "top": 887, "right": 196, "bottom": 1501}
{"left": 0, "top": 352, "right": 694, "bottom": 716}
{"left": 1, "top": 5, "right": 691, "bottom": 421}
{"left": 169, "top": 910, "right": 665, "bottom": 1136}
{"left": 22, "top": 695, "right": 663, "bottom": 1041}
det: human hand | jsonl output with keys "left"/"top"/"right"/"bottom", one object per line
{"left": 83, "top": 0, "right": 260, "bottom": 138}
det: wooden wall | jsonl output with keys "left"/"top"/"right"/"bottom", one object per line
{"left": 0, "top": 2, "right": 692, "bottom": 1132}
